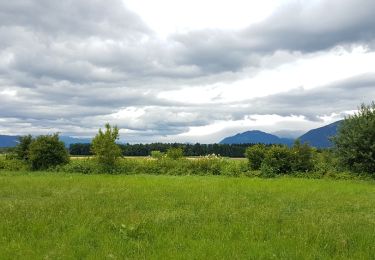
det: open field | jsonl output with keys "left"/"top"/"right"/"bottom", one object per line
{"left": 0, "top": 172, "right": 374, "bottom": 259}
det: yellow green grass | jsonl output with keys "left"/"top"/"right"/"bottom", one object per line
{"left": 0, "top": 172, "right": 374, "bottom": 259}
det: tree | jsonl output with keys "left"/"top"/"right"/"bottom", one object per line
{"left": 333, "top": 102, "right": 375, "bottom": 174}
{"left": 91, "top": 123, "right": 122, "bottom": 166}
{"left": 291, "top": 139, "right": 315, "bottom": 172}
{"left": 14, "top": 135, "right": 33, "bottom": 161}
{"left": 166, "top": 147, "right": 184, "bottom": 160}
{"left": 261, "top": 145, "right": 293, "bottom": 176}
{"left": 245, "top": 144, "right": 266, "bottom": 170}
{"left": 29, "top": 134, "right": 69, "bottom": 170}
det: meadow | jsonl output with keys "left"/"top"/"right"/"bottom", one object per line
{"left": 0, "top": 172, "right": 374, "bottom": 259}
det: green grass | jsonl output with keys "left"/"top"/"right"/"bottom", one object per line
{"left": 0, "top": 172, "right": 374, "bottom": 259}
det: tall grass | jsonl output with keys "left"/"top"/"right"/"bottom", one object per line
{"left": 0, "top": 173, "right": 374, "bottom": 259}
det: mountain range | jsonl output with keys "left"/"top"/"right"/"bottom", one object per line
{"left": 219, "top": 120, "right": 342, "bottom": 148}
{"left": 0, "top": 135, "right": 91, "bottom": 148}
{"left": 0, "top": 120, "right": 342, "bottom": 148}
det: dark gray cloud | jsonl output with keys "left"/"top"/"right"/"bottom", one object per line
{"left": 173, "top": 0, "right": 375, "bottom": 73}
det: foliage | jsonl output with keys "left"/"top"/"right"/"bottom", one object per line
{"left": 1, "top": 173, "right": 375, "bottom": 259}
{"left": 14, "top": 135, "right": 33, "bottom": 161}
{"left": 291, "top": 139, "right": 315, "bottom": 172}
{"left": 245, "top": 144, "right": 267, "bottom": 170}
{"left": 70, "top": 142, "right": 254, "bottom": 158}
{"left": 91, "top": 123, "right": 122, "bottom": 167}
{"left": 166, "top": 147, "right": 184, "bottom": 160}
{"left": 333, "top": 102, "right": 375, "bottom": 174}
{"left": 0, "top": 156, "right": 28, "bottom": 171}
{"left": 28, "top": 134, "right": 69, "bottom": 170}
{"left": 150, "top": 150, "right": 164, "bottom": 159}
{"left": 261, "top": 145, "right": 293, "bottom": 176}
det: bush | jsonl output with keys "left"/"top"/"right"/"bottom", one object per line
{"left": 333, "top": 102, "right": 375, "bottom": 174}
{"left": 29, "top": 134, "right": 69, "bottom": 170}
{"left": 91, "top": 123, "right": 122, "bottom": 167}
{"left": 150, "top": 150, "right": 164, "bottom": 159}
{"left": 291, "top": 140, "right": 315, "bottom": 173}
{"left": 166, "top": 147, "right": 184, "bottom": 160}
{"left": 245, "top": 144, "right": 267, "bottom": 170}
{"left": 261, "top": 145, "right": 293, "bottom": 176}
{"left": 0, "top": 156, "right": 28, "bottom": 171}
{"left": 14, "top": 135, "right": 33, "bottom": 161}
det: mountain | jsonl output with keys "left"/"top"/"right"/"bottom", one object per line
{"left": 0, "top": 135, "right": 19, "bottom": 147}
{"left": 0, "top": 135, "right": 91, "bottom": 148}
{"left": 219, "top": 130, "right": 294, "bottom": 146}
{"left": 59, "top": 136, "right": 92, "bottom": 147}
{"left": 298, "top": 120, "right": 342, "bottom": 148}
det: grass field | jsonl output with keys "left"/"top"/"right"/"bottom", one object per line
{"left": 0, "top": 172, "right": 374, "bottom": 259}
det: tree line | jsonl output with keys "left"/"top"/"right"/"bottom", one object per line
{"left": 69, "top": 143, "right": 255, "bottom": 158}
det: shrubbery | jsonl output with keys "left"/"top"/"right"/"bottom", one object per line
{"left": 91, "top": 123, "right": 122, "bottom": 168}
{"left": 29, "top": 134, "right": 69, "bottom": 170}
{"left": 245, "top": 144, "right": 267, "bottom": 170}
{"left": 333, "top": 102, "right": 375, "bottom": 174}
{"left": 166, "top": 147, "right": 184, "bottom": 160}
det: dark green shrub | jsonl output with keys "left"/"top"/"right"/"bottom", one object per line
{"left": 261, "top": 145, "right": 293, "bottom": 176}
{"left": 333, "top": 102, "right": 375, "bottom": 174}
{"left": 291, "top": 140, "right": 315, "bottom": 172}
{"left": 0, "top": 156, "right": 28, "bottom": 171}
{"left": 29, "top": 134, "right": 69, "bottom": 170}
{"left": 166, "top": 147, "right": 184, "bottom": 160}
{"left": 245, "top": 144, "right": 267, "bottom": 170}
{"left": 14, "top": 135, "right": 33, "bottom": 161}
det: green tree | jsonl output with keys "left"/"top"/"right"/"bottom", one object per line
{"left": 166, "top": 147, "right": 184, "bottom": 160}
{"left": 29, "top": 134, "right": 69, "bottom": 170}
{"left": 14, "top": 135, "right": 33, "bottom": 161}
{"left": 91, "top": 123, "right": 122, "bottom": 166}
{"left": 333, "top": 102, "right": 375, "bottom": 174}
{"left": 291, "top": 139, "right": 315, "bottom": 172}
{"left": 245, "top": 144, "right": 267, "bottom": 170}
{"left": 261, "top": 145, "right": 293, "bottom": 176}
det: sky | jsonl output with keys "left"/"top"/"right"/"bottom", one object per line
{"left": 0, "top": 0, "right": 375, "bottom": 143}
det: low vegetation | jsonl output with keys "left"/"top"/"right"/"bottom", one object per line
{"left": 0, "top": 173, "right": 374, "bottom": 259}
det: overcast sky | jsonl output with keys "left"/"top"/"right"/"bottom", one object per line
{"left": 1, "top": 0, "right": 375, "bottom": 143}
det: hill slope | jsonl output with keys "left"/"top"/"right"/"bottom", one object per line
{"left": 220, "top": 130, "right": 294, "bottom": 145}
{"left": 298, "top": 121, "right": 342, "bottom": 148}
{"left": 0, "top": 135, "right": 19, "bottom": 147}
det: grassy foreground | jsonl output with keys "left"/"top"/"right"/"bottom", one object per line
{"left": 0, "top": 172, "right": 374, "bottom": 259}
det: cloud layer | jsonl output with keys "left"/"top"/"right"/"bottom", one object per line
{"left": 1, "top": 0, "right": 375, "bottom": 142}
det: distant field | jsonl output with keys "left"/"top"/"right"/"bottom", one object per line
{"left": 0, "top": 172, "right": 374, "bottom": 259}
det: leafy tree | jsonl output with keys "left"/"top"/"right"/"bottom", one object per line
{"left": 166, "top": 147, "right": 184, "bottom": 160}
{"left": 291, "top": 139, "right": 315, "bottom": 172}
{"left": 333, "top": 102, "right": 375, "bottom": 173}
{"left": 261, "top": 145, "right": 293, "bottom": 176}
{"left": 14, "top": 135, "right": 33, "bottom": 161}
{"left": 245, "top": 144, "right": 267, "bottom": 170}
{"left": 150, "top": 150, "right": 164, "bottom": 159}
{"left": 29, "top": 134, "right": 69, "bottom": 170}
{"left": 91, "top": 123, "right": 122, "bottom": 166}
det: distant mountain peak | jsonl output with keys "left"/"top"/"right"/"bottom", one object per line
{"left": 219, "top": 130, "right": 293, "bottom": 145}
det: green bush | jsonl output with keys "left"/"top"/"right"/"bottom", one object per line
{"left": 245, "top": 144, "right": 267, "bottom": 170}
{"left": 150, "top": 150, "right": 164, "bottom": 159}
{"left": 28, "top": 134, "right": 69, "bottom": 170}
{"left": 261, "top": 146, "right": 293, "bottom": 176}
{"left": 333, "top": 102, "right": 375, "bottom": 174}
{"left": 0, "top": 156, "right": 28, "bottom": 171}
{"left": 91, "top": 123, "right": 122, "bottom": 168}
{"left": 166, "top": 147, "right": 184, "bottom": 160}
{"left": 291, "top": 140, "right": 315, "bottom": 173}
{"left": 14, "top": 135, "right": 33, "bottom": 161}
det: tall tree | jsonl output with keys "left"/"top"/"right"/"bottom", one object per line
{"left": 333, "top": 102, "right": 375, "bottom": 174}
